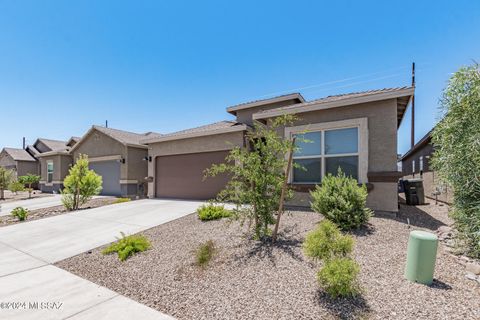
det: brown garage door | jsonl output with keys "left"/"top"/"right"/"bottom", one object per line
{"left": 155, "top": 150, "right": 230, "bottom": 200}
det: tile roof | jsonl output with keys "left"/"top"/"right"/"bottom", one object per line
{"left": 92, "top": 126, "right": 162, "bottom": 147}
{"left": 2, "top": 148, "right": 36, "bottom": 162}
{"left": 142, "top": 121, "right": 247, "bottom": 144}
{"left": 254, "top": 87, "right": 412, "bottom": 116}
{"left": 36, "top": 138, "right": 69, "bottom": 152}
{"left": 226, "top": 93, "right": 305, "bottom": 114}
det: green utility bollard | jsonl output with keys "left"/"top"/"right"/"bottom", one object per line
{"left": 405, "top": 230, "right": 438, "bottom": 285}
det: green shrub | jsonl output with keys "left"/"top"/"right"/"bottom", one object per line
{"left": 310, "top": 169, "right": 372, "bottom": 231}
{"left": 102, "top": 232, "right": 151, "bottom": 261}
{"left": 197, "top": 204, "right": 231, "bottom": 221}
{"left": 317, "top": 257, "right": 360, "bottom": 298}
{"left": 8, "top": 181, "right": 25, "bottom": 194}
{"left": 303, "top": 220, "right": 354, "bottom": 261}
{"left": 114, "top": 197, "right": 131, "bottom": 204}
{"left": 431, "top": 64, "right": 480, "bottom": 258}
{"left": 196, "top": 240, "right": 215, "bottom": 267}
{"left": 62, "top": 155, "right": 102, "bottom": 211}
{"left": 11, "top": 207, "right": 29, "bottom": 221}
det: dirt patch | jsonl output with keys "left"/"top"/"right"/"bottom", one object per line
{"left": 57, "top": 201, "right": 480, "bottom": 320}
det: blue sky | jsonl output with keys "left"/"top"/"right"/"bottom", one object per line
{"left": 0, "top": 1, "right": 479, "bottom": 155}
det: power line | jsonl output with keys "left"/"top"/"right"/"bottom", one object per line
{"left": 258, "top": 65, "right": 411, "bottom": 98}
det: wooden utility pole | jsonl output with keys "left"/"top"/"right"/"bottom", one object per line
{"left": 272, "top": 137, "right": 296, "bottom": 243}
{"left": 411, "top": 62, "right": 416, "bottom": 148}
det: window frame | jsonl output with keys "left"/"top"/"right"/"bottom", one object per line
{"left": 47, "top": 160, "right": 54, "bottom": 183}
{"left": 285, "top": 118, "right": 368, "bottom": 184}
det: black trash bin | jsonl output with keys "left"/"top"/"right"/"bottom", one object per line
{"left": 404, "top": 179, "right": 425, "bottom": 205}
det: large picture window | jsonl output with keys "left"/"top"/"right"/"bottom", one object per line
{"left": 47, "top": 161, "right": 54, "bottom": 183}
{"left": 291, "top": 127, "right": 360, "bottom": 183}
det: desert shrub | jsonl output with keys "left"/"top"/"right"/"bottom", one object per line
{"left": 196, "top": 240, "right": 215, "bottom": 267}
{"left": 102, "top": 232, "right": 151, "bottom": 261}
{"left": 197, "top": 204, "right": 231, "bottom": 221}
{"left": 11, "top": 207, "right": 29, "bottom": 221}
{"left": 0, "top": 168, "right": 14, "bottom": 200}
{"left": 18, "top": 174, "right": 40, "bottom": 199}
{"left": 62, "top": 154, "right": 102, "bottom": 211}
{"left": 114, "top": 197, "right": 131, "bottom": 204}
{"left": 317, "top": 257, "right": 360, "bottom": 298}
{"left": 310, "top": 169, "right": 372, "bottom": 231}
{"left": 205, "top": 115, "right": 298, "bottom": 239}
{"left": 303, "top": 220, "right": 354, "bottom": 261}
{"left": 431, "top": 64, "right": 480, "bottom": 258}
{"left": 8, "top": 181, "right": 25, "bottom": 194}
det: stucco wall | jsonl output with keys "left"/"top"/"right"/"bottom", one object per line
{"left": 0, "top": 151, "right": 16, "bottom": 170}
{"left": 39, "top": 155, "right": 72, "bottom": 182}
{"left": 269, "top": 98, "right": 399, "bottom": 212}
{"left": 39, "top": 154, "right": 72, "bottom": 193}
{"left": 16, "top": 161, "right": 40, "bottom": 177}
{"left": 72, "top": 130, "right": 128, "bottom": 180}
{"left": 146, "top": 131, "right": 245, "bottom": 198}
{"left": 126, "top": 147, "right": 148, "bottom": 181}
{"left": 402, "top": 143, "right": 434, "bottom": 175}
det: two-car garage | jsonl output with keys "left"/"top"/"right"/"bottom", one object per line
{"left": 144, "top": 121, "right": 247, "bottom": 201}
{"left": 155, "top": 150, "right": 230, "bottom": 200}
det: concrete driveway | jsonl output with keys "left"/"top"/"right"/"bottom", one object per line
{"left": 0, "top": 194, "right": 63, "bottom": 216}
{"left": 0, "top": 199, "right": 203, "bottom": 319}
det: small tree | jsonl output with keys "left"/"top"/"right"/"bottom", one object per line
{"left": 8, "top": 181, "right": 25, "bottom": 195}
{"left": 205, "top": 115, "right": 298, "bottom": 240}
{"left": 0, "top": 167, "right": 14, "bottom": 200}
{"left": 431, "top": 63, "right": 480, "bottom": 258}
{"left": 61, "top": 154, "right": 102, "bottom": 211}
{"left": 18, "top": 174, "right": 40, "bottom": 199}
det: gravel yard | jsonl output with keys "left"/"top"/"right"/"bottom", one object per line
{"left": 0, "top": 190, "right": 51, "bottom": 203}
{"left": 0, "top": 197, "right": 118, "bottom": 226}
{"left": 57, "top": 200, "right": 480, "bottom": 320}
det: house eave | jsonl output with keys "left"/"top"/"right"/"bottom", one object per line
{"left": 142, "top": 125, "right": 248, "bottom": 144}
{"left": 252, "top": 87, "right": 415, "bottom": 123}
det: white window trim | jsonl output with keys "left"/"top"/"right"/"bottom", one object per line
{"left": 412, "top": 160, "right": 416, "bottom": 173}
{"left": 47, "top": 160, "right": 54, "bottom": 184}
{"left": 419, "top": 156, "right": 424, "bottom": 171}
{"left": 285, "top": 117, "right": 368, "bottom": 184}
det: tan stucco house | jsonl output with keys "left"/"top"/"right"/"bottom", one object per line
{"left": 143, "top": 87, "right": 413, "bottom": 213}
{"left": 35, "top": 138, "right": 72, "bottom": 193}
{"left": 70, "top": 126, "right": 161, "bottom": 197}
{"left": 0, "top": 147, "right": 39, "bottom": 178}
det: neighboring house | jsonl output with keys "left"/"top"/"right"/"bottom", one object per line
{"left": 400, "top": 130, "right": 452, "bottom": 204}
{"left": 144, "top": 87, "right": 413, "bottom": 213}
{"left": 0, "top": 147, "right": 39, "bottom": 178}
{"left": 35, "top": 138, "right": 72, "bottom": 193}
{"left": 70, "top": 126, "right": 161, "bottom": 197}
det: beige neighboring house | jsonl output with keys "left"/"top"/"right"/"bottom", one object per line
{"left": 0, "top": 147, "right": 39, "bottom": 178}
{"left": 144, "top": 87, "right": 413, "bottom": 213}
{"left": 35, "top": 138, "right": 72, "bottom": 193}
{"left": 70, "top": 126, "right": 161, "bottom": 197}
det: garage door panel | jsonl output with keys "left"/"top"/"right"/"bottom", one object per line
{"left": 89, "top": 161, "right": 122, "bottom": 196}
{"left": 155, "top": 151, "right": 230, "bottom": 200}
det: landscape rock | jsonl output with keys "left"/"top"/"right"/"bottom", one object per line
{"left": 466, "top": 262, "right": 480, "bottom": 275}
{"left": 465, "top": 272, "right": 477, "bottom": 281}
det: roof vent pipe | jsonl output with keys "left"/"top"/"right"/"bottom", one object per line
{"left": 22, "top": 137, "right": 26, "bottom": 150}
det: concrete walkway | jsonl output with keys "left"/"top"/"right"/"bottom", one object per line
{"left": 0, "top": 199, "right": 203, "bottom": 319}
{"left": 0, "top": 194, "right": 63, "bottom": 216}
